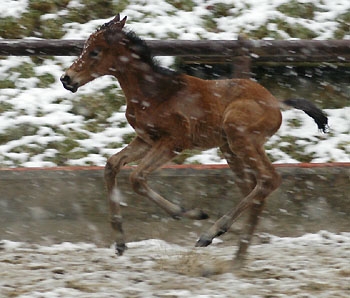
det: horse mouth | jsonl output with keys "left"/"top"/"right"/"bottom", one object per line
{"left": 60, "top": 74, "right": 79, "bottom": 93}
{"left": 62, "top": 83, "right": 79, "bottom": 93}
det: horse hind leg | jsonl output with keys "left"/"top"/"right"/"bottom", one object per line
{"left": 220, "top": 143, "right": 270, "bottom": 263}
{"left": 197, "top": 137, "right": 280, "bottom": 259}
{"left": 234, "top": 146, "right": 280, "bottom": 263}
{"left": 220, "top": 142, "right": 256, "bottom": 198}
{"left": 219, "top": 142, "right": 261, "bottom": 260}
{"left": 196, "top": 105, "right": 281, "bottom": 264}
{"left": 104, "top": 137, "right": 151, "bottom": 255}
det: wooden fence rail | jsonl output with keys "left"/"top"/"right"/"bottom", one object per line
{"left": 1, "top": 39, "right": 350, "bottom": 63}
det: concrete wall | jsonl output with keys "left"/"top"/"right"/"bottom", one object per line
{"left": 0, "top": 164, "right": 349, "bottom": 247}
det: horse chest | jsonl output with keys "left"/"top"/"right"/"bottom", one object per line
{"left": 125, "top": 108, "right": 170, "bottom": 143}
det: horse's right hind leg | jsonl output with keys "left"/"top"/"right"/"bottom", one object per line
{"left": 197, "top": 137, "right": 280, "bottom": 264}
{"left": 233, "top": 144, "right": 282, "bottom": 263}
{"left": 196, "top": 99, "right": 281, "bottom": 265}
{"left": 220, "top": 143, "right": 256, "bottom": 197}
{"left": 104, "top": 137, "right": 151, "bottom": 255}
{"left": 221, "top": 143, "right": 263, "bottom": 264}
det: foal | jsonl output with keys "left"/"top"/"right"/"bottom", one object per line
{"left": 61, "top": 15, "right": 328, "bottom": 264}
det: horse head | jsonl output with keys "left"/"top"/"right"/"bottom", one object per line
{"left": 61, "top": 14, "right": 130, "bottom": 92}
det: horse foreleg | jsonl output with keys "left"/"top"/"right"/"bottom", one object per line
{"left": 104, "top": 137, "right": 151, "bottom": 255}
{"left": 129, "top": 138, "right": 209, "bottom": 220}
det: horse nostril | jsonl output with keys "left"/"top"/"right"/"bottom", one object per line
{"left": 60, "top": 74, "right": 79, "bottom": 93}
{"left": 60, "top": 74, "right": 71, "bottom": 84}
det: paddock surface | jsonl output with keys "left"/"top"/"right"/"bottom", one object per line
{"left": 0, "top": 164, "right": 349, "bottom": 297}
{"left": 1, "top": 232, "right": 350, "bottom": 297}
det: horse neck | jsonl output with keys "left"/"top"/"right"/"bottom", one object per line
{"left": 113, "top": 63, "right": 180, "bottom": 106}
{"left": 114, "top": 69, "right": 145, "bottom": 102}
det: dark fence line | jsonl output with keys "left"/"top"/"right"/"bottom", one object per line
{"left": 1, "top": 39, "right": 350, "bottom": 63}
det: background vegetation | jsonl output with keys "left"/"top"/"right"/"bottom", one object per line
{"left": 0, "top": 0, "right": 349, "bottom": 167}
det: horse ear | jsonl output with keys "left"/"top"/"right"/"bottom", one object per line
{"left": 103, "top": 15, "right": 127, "bottom": 44}
{"left": 120, "top": 16, "right": 127, "bottom": 28}
{"left": 111, "top": 14, "right": 120, "bottom": 23}
{"left": 110, "top": 14, "right": 126, "bottom": 28}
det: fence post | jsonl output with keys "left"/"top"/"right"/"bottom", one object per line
{"left": 232, "top": 35, "right": 252, "bottom": 78}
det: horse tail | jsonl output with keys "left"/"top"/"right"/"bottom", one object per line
{"left": 282, "top": 98, "right": 328, "bottom": 133}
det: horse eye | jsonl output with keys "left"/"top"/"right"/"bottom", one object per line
{"left": 89, "top": 49, "right": 100, "bottom": 58}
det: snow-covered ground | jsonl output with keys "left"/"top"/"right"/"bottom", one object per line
{"left": 1, "top": 231, "right": 350, "bottom": 297}
{"left": 0, "top": 0, "right": 349, "bottom": 167}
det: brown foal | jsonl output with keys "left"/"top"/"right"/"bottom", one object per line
{"left": 61, "top": 15, "right": 328, "bottom": 265}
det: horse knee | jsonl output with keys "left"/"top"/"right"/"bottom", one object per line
{"left": 260, "top": 171, "right": 281, "bottom": 195}
{"left": 105, "top": 155, "right": 125, "bottom": 181}
{"left": 104, "top": 160, "right": 116, "bottom": 185}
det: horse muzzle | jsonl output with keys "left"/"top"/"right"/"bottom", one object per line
{"left": 60, "top": 74, "right": 79, "bottom": 93}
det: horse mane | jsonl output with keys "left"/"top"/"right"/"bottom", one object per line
{"left": 98, "top": 21, "right": 178, "bottom": 78}
{"left": 124, "top": 30, "right": 156, "bottom": 68}
{"left": 125, "top": 30, "right": 178, "bottom": 77}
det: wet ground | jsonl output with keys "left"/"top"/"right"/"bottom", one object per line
{"left": 1, "top": 166, "right": 349, "bottom": 297}
{"left": 1, "top": 231, "right": 350, "bottom": 297}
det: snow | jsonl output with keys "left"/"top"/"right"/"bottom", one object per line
{"left": 271, "top": 108, "right": 350, "bottom": 163}
{"left": 1, "top": 231, "right": 350, "bottom": 297}
{"left": 0, "top": 0, "right": 28, "bottom": 18}
{"left": 0, "top": 0, "right": 349, "bottom": 167}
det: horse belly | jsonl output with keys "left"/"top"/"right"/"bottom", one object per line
{"left": 191, "top": 125, "right": 224, "bottom": 150}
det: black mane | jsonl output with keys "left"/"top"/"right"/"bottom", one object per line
{"left": 124, "top": 30, "right": 155, "bottom": 67}
{"left": 125, "top": 30, "right": 178, "bottom": 77}
{"left": 98, "top": 21, "right": 177, "bottom": 77}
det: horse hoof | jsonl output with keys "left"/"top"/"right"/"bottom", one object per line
{"left": 171, "top": 215, "right": 181, "bottom": 220}
{"left": 195, "top": 236, "right": 212, "bottom": 247}
{"left": 116, "top": 243, "right": 127, "bottom": 256}
{"left": 183, "top": 208, "right": 209, "bottom": 220}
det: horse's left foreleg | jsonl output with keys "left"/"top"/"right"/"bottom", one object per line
{"left": 104, "top": 137, "right": 151, "bottom": 255}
